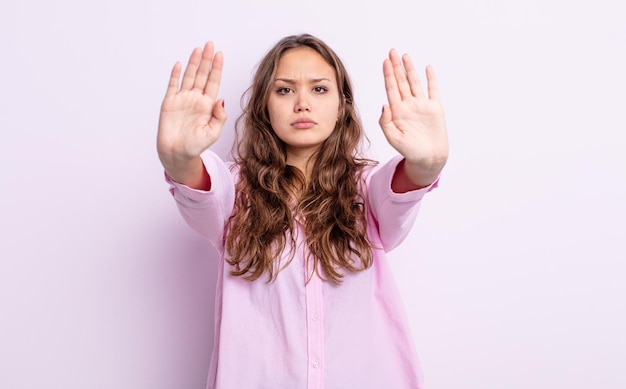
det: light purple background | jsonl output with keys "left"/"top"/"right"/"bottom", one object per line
{"left": 1, "top": 0, "right": 625, "bottom": 388}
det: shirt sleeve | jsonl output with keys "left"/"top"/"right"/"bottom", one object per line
{"left": 366, "top": 155, "right": 439, "bottom": 252}
{"left": 165, "top": 150, "right": 236, "bottom": 251}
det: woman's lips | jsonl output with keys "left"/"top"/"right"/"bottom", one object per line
{"left": 292, "top": 118, "right": 316, "bottom": 129}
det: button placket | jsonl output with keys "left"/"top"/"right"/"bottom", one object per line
{"left": 305, "top": 260, "right": 324, "bottom": 388}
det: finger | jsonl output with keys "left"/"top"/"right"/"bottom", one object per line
{"left": 204, "top": 51, "right": 224, "bottom": 99}
{"left": 165, "top": 62, "right": 182, "bottom": 97}
{"left": 390, "top": 49, "right": 412, "bottom": 100}
{"left": 383, "top": 58, "right": 401, "bottom": 106}
{"left": 180, "top": 47, "right": 202, "bottom": 91}
{"left": 193, "top": 42, "right": 215, "bottom": 91}
{"left": 425, "top": 65, "right": 440, "bottom": 100}
{"left": 403, "top": 54, "right": 425, "bottom": 99}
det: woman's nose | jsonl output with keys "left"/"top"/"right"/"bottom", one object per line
{"left": 295, "top": 95, "right": 311, "bottom": 112}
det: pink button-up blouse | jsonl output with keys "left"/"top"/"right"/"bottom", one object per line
{"left": 166, "top": 150, "right": 437, "bottom": 389}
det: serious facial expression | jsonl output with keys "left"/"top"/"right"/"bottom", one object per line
{"left": 267, "top": 47, "right": 341, "bottom": 163}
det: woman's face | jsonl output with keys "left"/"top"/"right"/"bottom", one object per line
{"left": 267, "top": 47, "right": 341, "bottom": 163}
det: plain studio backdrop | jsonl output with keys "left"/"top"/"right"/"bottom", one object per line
{"left": 1, "top": 0, "right": 624, "bottom": 388}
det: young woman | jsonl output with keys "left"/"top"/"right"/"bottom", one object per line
{"left": 157, "top": 34, "right": 448, "bottom": 389}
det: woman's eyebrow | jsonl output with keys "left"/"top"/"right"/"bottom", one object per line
{"left": 274, "top": 77, "right": 332, "bottom": 84}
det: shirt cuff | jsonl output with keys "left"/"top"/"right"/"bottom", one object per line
{"left": 385, "top": 155, "right": 440, "bottom": 202}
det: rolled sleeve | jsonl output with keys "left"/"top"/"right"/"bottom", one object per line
{"left": 165, "top": 150, "right": 236, "bottom": 250}
{"left": 367, "top": 155, "right": 438, "bottom": 252}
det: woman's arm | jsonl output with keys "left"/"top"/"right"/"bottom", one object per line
{"left": 166, "top": 151, "right": 236, "bottom": 249}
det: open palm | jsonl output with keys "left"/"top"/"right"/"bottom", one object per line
{"left": 157, "top": 42, "right": 226, "bottom": 162}
{"left": 379, "top": 49, "right": 448, "bottom": 169}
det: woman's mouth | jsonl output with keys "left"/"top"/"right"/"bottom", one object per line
{"left": 292, "top": 118, "right": 316, "bottom": 129}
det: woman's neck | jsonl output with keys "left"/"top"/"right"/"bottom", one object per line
{"left": 286, "top": 151, "right": 316, "bottom": 182}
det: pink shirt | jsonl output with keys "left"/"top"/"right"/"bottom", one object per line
{"left": 166, "top": 150, "right": 437, "bottom": 389}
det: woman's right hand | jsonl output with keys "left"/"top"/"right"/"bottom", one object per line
{"left": 157, "top": 42, "right": 226, "bottom": 185}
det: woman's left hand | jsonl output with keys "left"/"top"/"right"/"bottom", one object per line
{"left": 379, "top": 49, "right": 449, "bottom": 187}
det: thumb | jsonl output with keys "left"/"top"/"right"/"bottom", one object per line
{"left": 378, "top": 104, "right": 393, "bottom": 131}
{"left": 209, "top": 99, "right": 227, "bottom": 128}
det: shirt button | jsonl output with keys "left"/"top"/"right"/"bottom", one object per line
{"left": 312, "top": 360, "right": 319, "bottom": 368}
{"left": 312, "top": 314, "right": 319, "bottom": 321}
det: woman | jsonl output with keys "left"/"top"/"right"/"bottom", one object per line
{"left": 157, "top": 34, "right": 448, "bottom": 389}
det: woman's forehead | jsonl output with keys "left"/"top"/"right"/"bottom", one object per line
{"left": 275, "top": 47, "right": 337, "bottom": 82}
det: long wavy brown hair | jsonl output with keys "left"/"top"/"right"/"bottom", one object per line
{"left": 225, "top": 34, "right": 376, "bottom": 284}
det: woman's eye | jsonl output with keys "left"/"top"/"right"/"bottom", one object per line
{"left": 277, "top": 87, "right": 292, "bottom": 95}
{"left": 314, "top": 86, "right": 328, "bottom": 93}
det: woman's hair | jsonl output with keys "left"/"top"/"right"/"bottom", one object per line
{"left": 226, "top": 33, "right": 375, "bottom": 284}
